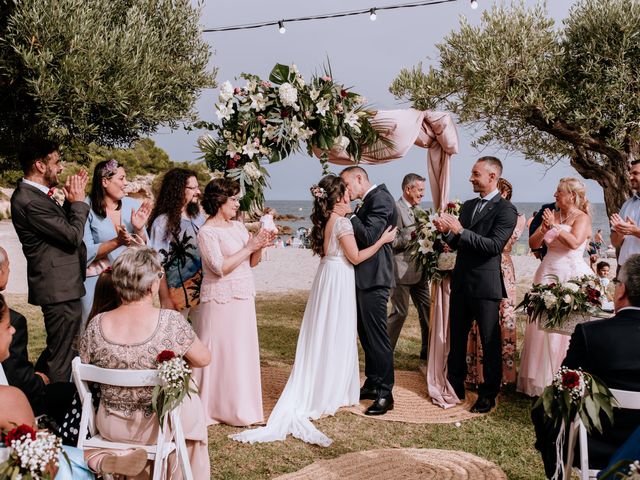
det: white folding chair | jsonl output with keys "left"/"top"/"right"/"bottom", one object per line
{"left": 0, "top": 363, "right": 8, "bottom": 385}
{"left": 71, "top": 357, "right": 193, "bottom": 480}
{"left": 565, "top": 388, "right": 640, "bottom": 479}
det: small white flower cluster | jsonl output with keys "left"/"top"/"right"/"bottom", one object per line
{"left": 542, "top": 291, "right": 557, "bottom": 309}
{"left": 243, "top": 162, "right": 262, "bottom": 181}
{"left": 278, "top": 82, "right": 299, "bottom": 109}
{"left": 552, "top": 366, "right": 586, "bottom": 401}
{"left": 158, "top": 357, "right": 192, "bottom": 390}
{"left": 10, "top": 431, "right": 61, "bottom": 478}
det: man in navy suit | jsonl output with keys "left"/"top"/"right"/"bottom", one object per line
{"left": 11, "top": 138, "right": 89, "bottom": 382}
{"left": 434, "top": 156, "right": 517, "bottom": 413}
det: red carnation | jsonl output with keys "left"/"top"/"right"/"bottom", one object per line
{"left": 410, "top": 231, "right": 417, "bottom": 240}
{"left": 340, "top": 89, "right": 348, "bottom": 98}
{"left": 227, "top": 158, "right": 237, "bottom": 169}
{"left": 233, "top": 87, "right": 241, "bottom": 95}
{"left": 157, "top": 350, "right": 176, "bottom": 363}
{"left": 280, "top": 108, "right": 290, "bottom": 119}
{"left": 447, "top": 202, "right": 457, "bottom": 210}
{"left": 4, "top": 424, "right": 36, "bottom": 445}
{"left": 561, "top": 370, "right": 581, "bottom": 390}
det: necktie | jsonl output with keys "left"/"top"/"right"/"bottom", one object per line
{"left": 472, "top": 198, "right": 487, "bottom": 221}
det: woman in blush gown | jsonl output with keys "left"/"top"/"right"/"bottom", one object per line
{"left": 517, "top": 178, "right": 593, "bottom": 397}
{"left": 231, "top": 175, "right": 396, "bottom": 447}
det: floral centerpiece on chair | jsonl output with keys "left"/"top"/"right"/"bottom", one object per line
{"left": 0, "top": 424, "right": 65, "bottom": 479}
{"left": 196, "top": 63, "right": 390, "bottom": 212}
{"left": 535, "top": 367, "right": 617, "bottom": 480}
{"left": 152, "top": 350, "right": 197, "bottom": 428}
{"left": 517, "top": 274, "right": 603, "bottom": 332}
{"left": 408, "top": 200, "right": 461, "bottom": 282}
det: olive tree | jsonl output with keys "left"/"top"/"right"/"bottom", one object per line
{"left": 390, "top": 0, "right": 640, "bottom": 215}
{"left": 0, "top": 0, "right": 215, "bottom": 169}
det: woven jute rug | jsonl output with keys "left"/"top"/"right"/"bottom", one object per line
{"left": 261, "top": 366, "right": 480, "bottom": 424}
{"left": 274, "top": 448, "right": 507, "bottom": 479}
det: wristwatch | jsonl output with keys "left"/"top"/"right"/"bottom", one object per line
{"left": 346, "top": 212, "right": 356, "bottom": 220}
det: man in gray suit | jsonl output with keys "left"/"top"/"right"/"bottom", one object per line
{"left": 387, "top": 173, "right": 430, "bottom": 362}
{"left": 11, "top": 138, "right": 89, "bottom": 383}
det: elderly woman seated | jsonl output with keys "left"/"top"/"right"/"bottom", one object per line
{"left": 80, "top": 246, "right": 211, "bottom": 479}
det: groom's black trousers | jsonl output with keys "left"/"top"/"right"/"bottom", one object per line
{"left": 357, "top": 286, "right": 394, "bottom": 398}
{"left": 447, "top": 292, "right": 502, "bottom": 399}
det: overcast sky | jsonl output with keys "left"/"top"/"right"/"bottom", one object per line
{"left": 151, "top": 0, "right": 601, "bottom": 203}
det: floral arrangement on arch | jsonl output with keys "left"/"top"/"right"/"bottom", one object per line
{"left": 0, "top": 424, "right": 66, "bottom": 479}
{"left": 408, "top": 200, "right": 461, "bottom": 282}
{"left": 517, "top": 274, "right": 602, "bottom": 330}
{"left": 196, "top": 63, "right": 389, "bottom": 212}
{"left": 151, "top": 350, "right": 197, "bottom": 428}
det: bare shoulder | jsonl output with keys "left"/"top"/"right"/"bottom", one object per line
{"left": 0, "top": 386, "right": 34, "bottom": 429}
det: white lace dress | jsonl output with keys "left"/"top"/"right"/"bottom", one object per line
{"left": 231, "top": 217, "right": 360, "bottom": 446}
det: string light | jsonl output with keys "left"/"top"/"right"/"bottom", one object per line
{"left": 470, "top": 0, "right": 478, "bottom": 9}
{"left": 202, "top": 0, "right": 458, "bottom": 34}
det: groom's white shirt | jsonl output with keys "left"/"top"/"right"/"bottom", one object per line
{"left": 362, "top": 184, "right": 378, "bottom": 202}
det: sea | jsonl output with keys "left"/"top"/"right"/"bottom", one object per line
{"left": 265, "top": 200, "right": 612, "bottom": 250}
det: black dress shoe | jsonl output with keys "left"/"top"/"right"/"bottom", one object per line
{"left": 359, "top": 386, "right": 379, "bottom": 401}
{"left": 471, "top": 396, "right": 495, "bottom": 414}
{"left": 453, "top": 387, "right": 466, "bottom": 401}
{"left": 365, "top": 397, "right": 394, "bottom": 416}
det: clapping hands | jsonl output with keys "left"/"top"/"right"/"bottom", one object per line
{"left": 62, "top": 169, "right": 88, "bottom": 203}
{"left": 433, "top": 212, "right": 463, "bottom": 235}
{"left": 247, "top": 228, "right": 276, "bottom": 252}
{"left": 131, "top": 200, "right": 153, "bottom": 232}
{"left": 610, "top": 213, "right": 638, "bottom": 236}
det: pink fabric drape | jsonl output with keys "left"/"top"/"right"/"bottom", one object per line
{"left": 319, "top": 108, "right": 460, "bottom": 408}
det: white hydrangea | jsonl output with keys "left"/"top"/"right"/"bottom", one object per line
{"left": 564, "top": 282, "right": 580, "bottom": 292}
{"left": 219, "top": 80, "right": 234, "bottom": 102}
{"left": 243, "top": 162, "right": 262, "bottom": 180}
{"left": 278, "top": 82, "right": 299, "bottom": 109}
{"left": 542, "top": 291, "right": 557, "bottom": 309}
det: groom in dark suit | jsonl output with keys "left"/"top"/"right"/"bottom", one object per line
{"left": 434, "top": 156, "right": 517, "bottom": 413}
{"left": 11, "top": 138, "right": 89, "bottom": 383}
{"left": 339, "top": 166, "right": 397, "bottom": 415}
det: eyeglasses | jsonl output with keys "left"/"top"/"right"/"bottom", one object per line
{"left": 185, "top": 185, "right": 200, "bottom": 191}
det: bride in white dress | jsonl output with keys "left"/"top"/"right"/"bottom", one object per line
{"left": 231, "top": 175, "right": 396, "bottom": 446}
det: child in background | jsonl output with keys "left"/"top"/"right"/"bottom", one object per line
{"left": 260, "top": 207, "right": 278, "bottom": 234}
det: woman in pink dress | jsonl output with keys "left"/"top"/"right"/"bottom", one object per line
{"left": 517, "top": 178, "right": 593, "bottom": 396}
{"left": 466, "top": 178, "right": 525, "bottom": 387}
{"left": 194, "top": 178, "right": 274, "bottom": 426}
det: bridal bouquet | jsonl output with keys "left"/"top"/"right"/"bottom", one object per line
{"left": 152, "top": 350, "right": 197, "bottom": 428}
{"left": 409, "top": 200, "right": 461, "bottom": 282}
{"left": 517, "top": 274, "right": 602, "bottom": 330}
{"left": 0, "top": 424, "right": 65, "bottom": 479}
{"left": 196, "top": 63, "right": 388, "bottom": 212}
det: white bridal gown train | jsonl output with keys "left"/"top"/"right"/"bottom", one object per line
{"left": 231, "top": 217, "right": 359, "bottom": 446}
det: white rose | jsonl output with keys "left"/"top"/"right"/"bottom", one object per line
{"left": 278, "top": 82, "right": 299, "bottom": 109}
{"left": 219, "top": 80, "right": 234, "bottom": 102}
{"left": 542, "top": 291, "right": 557, "bottom": 309}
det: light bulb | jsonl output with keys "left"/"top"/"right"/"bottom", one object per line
{"left": 470, "top": 0, "right": 478, "bottom": 9}
{"left": 369, "top": 8, "right": 377, "bottom": 21}
{"left": 278, "top": 21, "right": 286, "bottom": 34}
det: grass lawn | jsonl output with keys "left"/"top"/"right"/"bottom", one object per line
{"left": 6, "top": 289, "right": 545, "bottom": 479}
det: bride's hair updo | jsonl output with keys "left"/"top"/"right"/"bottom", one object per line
{"left": 558, "top": 177, "right": 590, "bottom": 215}
{"left": 309, "top": 175, "right": 347, "bottom": 257}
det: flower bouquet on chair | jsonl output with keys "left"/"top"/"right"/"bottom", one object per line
{"left": 0, "top": 424, "right": 68, "bottom": 479}
{"left": 535, "top": 367, "right": 617, "bottom": 480}
{"left": 152, "top": 350, "right": 198, "bottom": 429}
{"left": 517, "top": 274, "right": 605, "bottom": 335}
{"left": 408, "top": 200, "right": 461, "bottom": 282}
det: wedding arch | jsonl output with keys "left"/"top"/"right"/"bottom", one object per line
{"left": 198, "top": 63, "right": 460, "bottom": 408}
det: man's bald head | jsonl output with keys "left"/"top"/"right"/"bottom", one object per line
{"left": 0, "top": 247, "right": 9, "bottom": 291}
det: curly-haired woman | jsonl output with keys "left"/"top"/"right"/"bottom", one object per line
{"left": 148, "top": 168, "right": 205, "bottom": 313}
{"left": 232, "top": 174, "right": 395, "bottom": 446}
{"left": 194, "top": 178, "right": 274, "bottom": 427}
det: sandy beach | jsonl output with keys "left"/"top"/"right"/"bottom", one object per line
{"left": 0, "top": 220, "right": 553, "bottom": 295}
